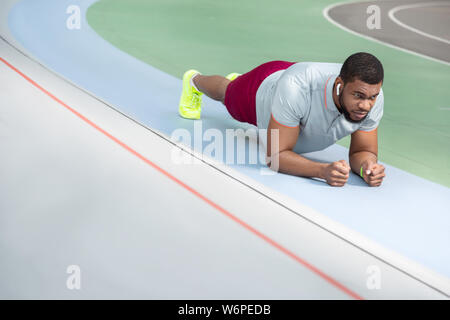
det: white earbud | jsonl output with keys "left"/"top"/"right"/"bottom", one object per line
{"left": 336, "top": 83, "right": 341, "bottom": 96}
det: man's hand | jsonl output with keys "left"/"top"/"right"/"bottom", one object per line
{"left": 361, "top": 159, "right": 386, "bottom": 187}
{"left": 322, "top": 160, "right": 351, "bottom": 187}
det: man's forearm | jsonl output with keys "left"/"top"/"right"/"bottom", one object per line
{"left": 268, "top": 150, "right": 327, "bottom": 179}
{"left": 349, "top": 151, "right": 377, "bottom": 176}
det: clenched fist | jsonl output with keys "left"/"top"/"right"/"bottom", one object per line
{"left": 361, "top": 159, "right": 386, "bottom": 187}
{"left": 322, "top": 160, "right": 351, "bottom": 187}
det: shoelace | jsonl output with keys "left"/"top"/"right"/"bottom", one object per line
{"left": 187, "top": 92, "right": 201, "bottom": 110}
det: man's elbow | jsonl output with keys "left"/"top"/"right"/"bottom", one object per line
{"left": 266, "top": 150, "right": 284, "bottom": 170}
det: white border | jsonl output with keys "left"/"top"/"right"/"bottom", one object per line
{"left": 2, "top": 0, "right": 449, "bottom": 297}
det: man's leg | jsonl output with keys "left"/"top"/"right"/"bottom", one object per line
{"left": 192, "top": 75, "right": 230, "bottom": 104}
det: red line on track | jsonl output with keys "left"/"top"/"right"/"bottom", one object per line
{"left": 0, "top": 56, "right": 363, "bottom": 300}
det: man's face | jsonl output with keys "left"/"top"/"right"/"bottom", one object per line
{"left": 338, "top": 78, "right": 382, "bottom": 123}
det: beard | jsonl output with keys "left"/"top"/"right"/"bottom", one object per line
{"left": 338, "top": 91, "right": 368, "bottom": 124}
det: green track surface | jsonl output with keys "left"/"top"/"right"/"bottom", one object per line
{"left": 87, "top": 0, "right": 450, "bottom": 188}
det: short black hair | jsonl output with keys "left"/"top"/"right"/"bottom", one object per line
{"left": 339, "top": 52, "right": 384, "bottom": 85}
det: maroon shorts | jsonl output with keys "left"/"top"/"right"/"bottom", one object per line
{"left": 224, "top": 60, "right": 296, "bottom": 126}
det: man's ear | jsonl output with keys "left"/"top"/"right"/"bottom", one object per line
{"left": 335, "top": 77, "right": 344, "bottom": 96}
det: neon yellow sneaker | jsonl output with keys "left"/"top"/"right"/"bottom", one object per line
{"left": 179, "top": 69, "right": 203, "bottom": 120}
{"left": 225, "top": 72, "right": 241, "bottom": 81}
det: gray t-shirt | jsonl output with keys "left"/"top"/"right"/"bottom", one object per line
{"left": 255, "top": 62, "right": 384, "bottom": 154}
